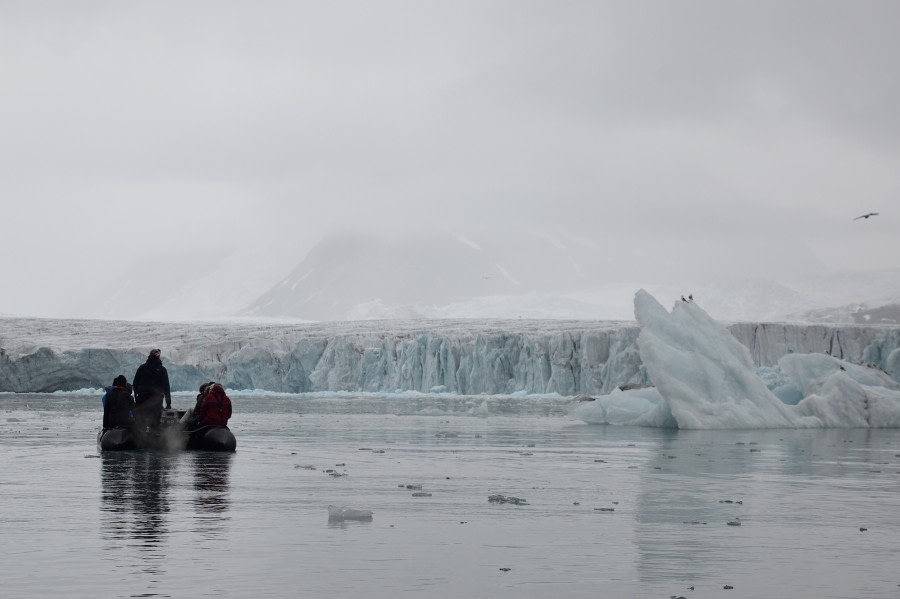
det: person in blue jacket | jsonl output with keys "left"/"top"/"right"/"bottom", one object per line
{"left": 132, "top": 349, "right": 172, "bottom": 430}
{"left": 102, "top": 375, "right": 134, "bottom": 430}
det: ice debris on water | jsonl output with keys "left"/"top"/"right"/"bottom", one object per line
{"left": 727, "top": 518, "right": 741, "bottom": 526}
{"left": 295, "top": 464, "right": 316, "bottom": 470}
{"left": 412, "top": 492, "right": 432, "bottom": 497}
{"left": 489, "top": 494, "right": 527, "bottom": 505}
{"left": 327, "top": 505, "right": 373, "bottom": 521}
{"left": 594, "top": 507, "right": 615, "bottom": 512}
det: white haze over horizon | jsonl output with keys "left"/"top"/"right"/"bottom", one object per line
{"left": 1, "top": 1, "right": 898, "bottom": 320}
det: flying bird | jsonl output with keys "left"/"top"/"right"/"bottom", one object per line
{"left": 854, "top": 212, "right": 879, "bottom": 220}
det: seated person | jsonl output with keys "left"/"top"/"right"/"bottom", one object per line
{"left": 181, "top": 382, "right": 231, "bottom": 429}
{"left": 102, "top": 375, "right": 135, "bottom": 430}
{"left": 180, "top": 381, "right": 212, "bottom": 428}
{"left": 197, "top": 383, "right": 232, "bottom": 428}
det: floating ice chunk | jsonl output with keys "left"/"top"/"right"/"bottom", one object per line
{"left": 328, "top": 505, "right": 373, "bottom": 521}
{"left": 488, "top": 494, "right": 527, "bottom": 505}
{"left": 570, "top": 387, "right": 676, "bottom": 428}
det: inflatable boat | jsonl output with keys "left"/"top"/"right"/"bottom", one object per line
{"left": 97, "top": 409, "right": 236, "bottom": 452}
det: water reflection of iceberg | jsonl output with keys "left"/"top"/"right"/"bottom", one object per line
{"left": 572, "top": 290, "right": 900, "bottom": 429}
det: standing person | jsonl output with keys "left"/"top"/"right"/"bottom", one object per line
{"left": 102, "top": 375, "right": 135, "bottom": 430}
{"left": 132, "top": 349, "right": 172, "bottom": 430}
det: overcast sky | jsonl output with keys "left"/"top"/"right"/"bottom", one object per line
{"left": 1, "top": 1, "right": 898, "bottom": 317}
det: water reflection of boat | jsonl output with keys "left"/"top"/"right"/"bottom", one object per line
{"left": 191, "top": 451, "right": 233, "bottom": 534}
{"left": 97, "top": 409, "right": 236, "bottom": 452}
{"left": 100, "top": 452, "right": 233, "bottom": 535}
{"left": 100, "top": 452, "right": 173, "bottom": 561}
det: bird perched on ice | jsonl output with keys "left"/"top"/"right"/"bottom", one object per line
{"left": 853, "top": 212, "right": 879, "bottom": 220}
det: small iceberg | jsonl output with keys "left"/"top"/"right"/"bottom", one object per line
{"left": 489, "top": 494, "right": 527, "bottom": 505}
{"left": 327, "top": 505, "right": 373, "bottom": 521}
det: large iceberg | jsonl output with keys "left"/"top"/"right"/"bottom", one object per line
{"left": 571, "top": 290, "right": 900, "bottom": 429}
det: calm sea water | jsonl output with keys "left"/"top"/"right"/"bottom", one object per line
{"left": 1, "top": 392, "right": 899, "bottom": 599}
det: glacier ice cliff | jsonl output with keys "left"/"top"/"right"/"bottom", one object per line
{"left": 0, "top": 305, "right": 898, "bottom": 408}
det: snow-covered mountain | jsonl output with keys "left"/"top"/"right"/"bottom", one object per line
{"left": 239, "top": 230, "right": 613, "bottom": 321}
{"left": 83, "top": 229, "right": 899, "bottom": 324}
{"left": 239, "top": 230, "right": 874, "bottom": 323}
{"left": 84, "top": 245, "right": 300, "bottom": 321}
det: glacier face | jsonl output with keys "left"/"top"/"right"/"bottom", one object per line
{"left": 0, "top": 318, "right": 644, "bottom": 395}
{"left": 0, "top": 312, "right": 899, "bottom": 400}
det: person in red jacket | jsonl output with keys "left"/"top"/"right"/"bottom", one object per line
{"left": 197, "top": 383, "right": 232, "bottom": 427}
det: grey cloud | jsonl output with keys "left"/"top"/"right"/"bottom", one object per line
{"left": 0, "top": 1, "right": 898, "bottom": 317}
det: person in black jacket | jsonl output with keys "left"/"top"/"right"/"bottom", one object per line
{"left": 132, "top": 349, "right": 172, "bottom": 430}
{"left": 102, "top": 375, "right": 135, "bottom": 430}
